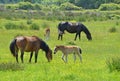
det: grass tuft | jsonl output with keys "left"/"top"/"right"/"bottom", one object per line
{"left": 106, "top": 57, "right": 120, "bottom": 72}
{"left": 0, "top": 62, "right": 24, "bottom": 71}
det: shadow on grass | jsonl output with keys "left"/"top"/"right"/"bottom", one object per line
{"left": 0, "top": 62, "right": 24, "bottom": 71}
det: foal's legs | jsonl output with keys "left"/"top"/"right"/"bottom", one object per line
{"left": 77, "top": 54, "right": 82, "bottom": 63}
{"left": 65, "top": 55, "right": 68, "bottom": 63}
{"left": 62, "top": 54, "right": 66, "bottom": 63}
{"left": 29, "top": 52, "right": 33, "bottom": 63}
{"left": 73, "top": 53, "right": 76, "bottom": 63}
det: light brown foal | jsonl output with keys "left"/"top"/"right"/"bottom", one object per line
{"left": 54, "top": 45, "right": 82, "bottom": 63}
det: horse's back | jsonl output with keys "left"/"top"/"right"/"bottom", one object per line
{"left": 16, "top": 36, "right": 40, "bottom": 52}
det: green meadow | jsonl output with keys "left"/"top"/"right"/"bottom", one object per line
{"left": 0, "top": 19, "right": 120, "bottom": 81}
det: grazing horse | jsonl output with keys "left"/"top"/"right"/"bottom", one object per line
{"left": 58, "top": 22, "right": 92, "bottom": 41}
{"left": 54, "top": 45, "right": 82, "bottom": 63}
{"left": 9, "top": 36, "right": 52, "bottom": 63}
{"left": 44, "top": 27, "right": 50, "bottom": 40}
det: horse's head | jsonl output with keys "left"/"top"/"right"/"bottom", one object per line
{"left": 54, "top": 46, "right": 59, "bottom": 54}
{"left": 46, "top": 49, "right": 52, "bottom": 62}
{"left": 87, "top": 34, "right": 92, "bottom": 40}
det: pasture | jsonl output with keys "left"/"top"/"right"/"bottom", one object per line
{"left": 0, "top": 19, "right": 120, "bottom": 81}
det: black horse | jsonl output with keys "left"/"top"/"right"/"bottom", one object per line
{"left": 58, "top": 22, "right": 92, "bottom": 41}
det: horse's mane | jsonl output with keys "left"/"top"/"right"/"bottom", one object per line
{"left": 40, "top": 39, "right": 49, "bottom": 53}
{"left": 31, "top": 36, "right": 49, "bottom": 53}
{"left": 79, "top": 23, "right": 91, "bottom": 35}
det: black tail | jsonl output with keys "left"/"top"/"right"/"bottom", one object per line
{"left": 79, "top": 48, "right": 82, "bottom": 54}
{"left": 9, "top": 39, "right": 17, "bottom": 57}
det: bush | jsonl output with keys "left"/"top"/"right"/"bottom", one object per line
{"left": 106, "top": 57, "right": 120, "bottom": 72}
{"left": 99, "top": 3, "right": 120, "bottom": 11}
{"left": 60, "top": 2, "right": 82, "bottom": 10}
{"left": 109, "top": 27, "right": 117, "bottom": 33}
{"left": 18, "top": 2, "right": 34, "bottom": 10}
{"left": 30, "top": 23, "right": 39, "bottom": 30}
{"left": 5, "top": 22, "right": 18, "bottom": 29}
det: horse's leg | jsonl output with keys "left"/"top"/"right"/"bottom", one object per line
{"left": 61, "top": 35, "right": 63, "bottom": 40}
{"left": 16, "top": 54, "right": 19, "bottom": 63}
{"left": 73, "top": 53, "right": 76, "bottom": 63}
{"left": 62, "top": 54, "right": 66, "bottom": 63}
{"left": 78, "top": 33, "right": 81, "bottom": 40}
{"left": 65, "top": 54, "right": 68, "bottom": 63}
{"left": 74, "top": 33, "right": 78, "bottom": 41}
{"left": 15, "top": 49, "right": 19, "bottom": 63}
{"left": 58, "top": 34, "right": 60, "bottom": 40}
{"left": 20, "top": 51, "right": 24, "bottom": 63}
{"left": 29, "top": 52, "right": 33, "bottom": 63}
{"left": 77, "top": 54, "right": 82, "bottom": 63}
{"left": 35, "top": 51, "right": 38, "bottom": 63}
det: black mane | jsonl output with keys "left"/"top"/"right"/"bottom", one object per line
{"left": 40, "top": 39, "right": 49, "bottom": 53}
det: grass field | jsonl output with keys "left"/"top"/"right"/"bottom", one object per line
{"left": 0, "top": 19, "right": 120, "bottom": 81}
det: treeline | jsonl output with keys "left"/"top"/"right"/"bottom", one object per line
{"left": 0, "top": 0, "right": 120, "bottom": 9}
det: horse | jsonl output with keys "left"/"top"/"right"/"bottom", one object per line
{"left": 54, "top": 45, "right": 82, "bottom": 63}
{"left": 44, "top": 27, "right": 50, "bottom": 40}
{"left": 9, "top": 36, "right": 52, "bottom": 63}
{"left": 58, "top": 22, "right": 92, "bottom": 41}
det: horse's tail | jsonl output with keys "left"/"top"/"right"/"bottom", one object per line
{"left": 9, "top": 39, "right": 18, "bottom": 57}
{"left": 79, "top": 48, "right": 82, "bottom": 54}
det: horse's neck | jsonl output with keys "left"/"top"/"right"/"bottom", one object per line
{"left": 58, "top": 47, "right": 66, "bottom": 53}
{"left": 81, "top": 25, "right": 90, "bottom": 35}
{"left": 40, "top": 40, "right": 49, "bottom": 53}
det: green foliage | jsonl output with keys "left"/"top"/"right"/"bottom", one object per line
{"left": 18, "top": 2, "right": 34, "bottom": 10}
{"left": 5, "top": 22, "right": 27, "bottom": 30}
{"left": 27, "top": 19, "right": 33, "bottom": 25}
{"left": 60, "top": 2, "right": 82, "bottom": 10}
{"left": 99, "top": 3, "right": 120, "bottom": 11}
{"left": 5, "top": 22, "right": 18, "bottom": 29}
{"left": 109, "top": 27, "right": 117, "bottom": 33}
{"left": 106, "top": 57, "right": 120, "bottom": 72}
{"left": 30, "top": 23, "right": 40, "bottom": 30}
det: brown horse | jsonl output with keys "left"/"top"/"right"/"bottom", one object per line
{"left": 54, "top": 45, "right": 82, "bottom": 63}
{"left": 9, "top": 36, "right": 52, "bottom": 63}
{"left": 44, "top": 27, "right": 50, "bottom": 40}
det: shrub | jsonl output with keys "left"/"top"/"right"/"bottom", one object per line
{"left": 60, "top": 2, "right": 82, "bottom": 10}
{"left": 106, "top": 57, "right": 120, "bottom": 72}
{"left": 18, "top": 2, "right": 34, "bottom": 10}
{"left": 99, "top": 3, "right": 120, "bottom": 11}
{"left": 109, "top": 27, "right": 117, "bottom": 33}
{"left": 42, "top": 22, "right": 49, "bottom": 28}
{"left": 5, "top": 22, "right": 18, "bottom": 29}
{"left": 27, "top": 19, "right": 32, "bottom": 25}
{"left": 30, "top": 23, "right": 39, "bottom": 30}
